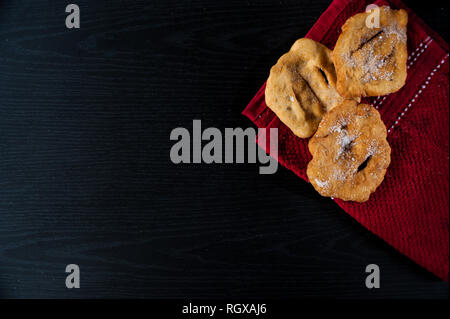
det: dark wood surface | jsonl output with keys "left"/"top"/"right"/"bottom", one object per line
{"left": 0, "top": 0, "right": 448, "bottom": 298}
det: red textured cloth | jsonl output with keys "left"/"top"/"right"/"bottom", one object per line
{"left": 243, "top": 0, "right": 449, "bottom": 281}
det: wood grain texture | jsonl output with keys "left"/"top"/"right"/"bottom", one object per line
{"left": 0, "top": 0, "right": 448, "bottom": 298}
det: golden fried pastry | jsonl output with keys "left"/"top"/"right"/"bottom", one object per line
{"left": 307, "top": 100, "right": 391, "bottom": 202}
{"left": 332, "top": 6, "right": 408, "bottom": 98}
{"left": 265, "top": 38, "right": 346, "bottom": 138}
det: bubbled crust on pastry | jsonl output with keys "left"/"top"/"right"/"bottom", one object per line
{"left": 307, "top": 100, "right": 391, "bottom": 202}
{"left": 332, "top": 6, "right": 408, "bottom": 98}
{"left": 265, "top": 38, "right": 345, "bottom": 138}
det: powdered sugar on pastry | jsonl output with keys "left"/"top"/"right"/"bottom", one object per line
{"left": 307, "top": 100, "right": 391, "bottom": 202}
{"left": 332, "top": 6, "right": 408, "bottom": 98}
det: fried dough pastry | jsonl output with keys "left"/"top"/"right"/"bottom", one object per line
{"left": 332, "top": 6, "right": 408, "bottom": 98}
{"left": 307, "top": 100, "right": 391, "bottom": 202}
{"left": 265, "top": 38, "right": 345, "bottom": 138}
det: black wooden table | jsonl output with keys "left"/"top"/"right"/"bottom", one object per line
{"left": 0, "top": 0, "right": 448, "bottom": 298}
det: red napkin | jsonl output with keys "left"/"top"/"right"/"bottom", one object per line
{"left": 243, "top": 0, "right": 449, "bottom": 281}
